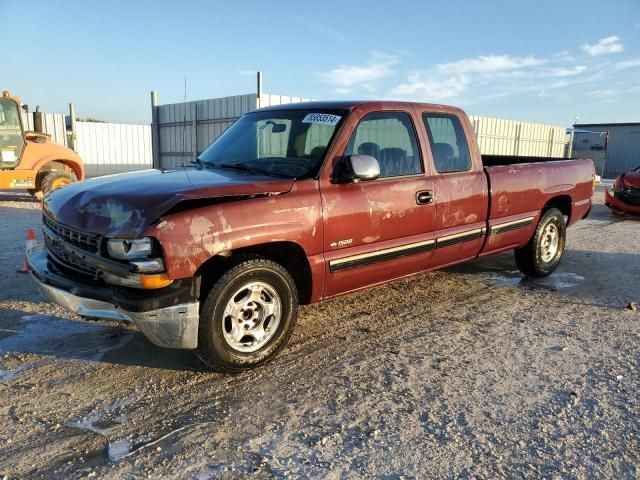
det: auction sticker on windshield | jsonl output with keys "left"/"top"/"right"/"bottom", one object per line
{"left": 302, "top": 113, "right": 341, "bottom": 126}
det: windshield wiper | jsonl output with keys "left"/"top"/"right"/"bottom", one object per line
{"left": 189, "top": 157, "right": 209, "bottom": 169}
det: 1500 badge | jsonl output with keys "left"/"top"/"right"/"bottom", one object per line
{"left": 329, "top": 239, "right": 353, "bottom": 248}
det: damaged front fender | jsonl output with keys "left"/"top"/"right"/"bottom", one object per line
{"left": 43, "top": 168, "right": 296, "bottom": 238}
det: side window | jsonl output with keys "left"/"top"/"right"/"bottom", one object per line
{"left": 344, "top": 111, "right": 422, "bottom": 178}
{"left": 422, "top": 113, "right": 472, "bottom": 173}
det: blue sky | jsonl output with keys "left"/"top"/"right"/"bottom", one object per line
{"left": 2, "top": 0, "right": 638, "bottom": 126}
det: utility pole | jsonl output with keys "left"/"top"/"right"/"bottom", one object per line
{"left": 151, "top": 90, "right": 160, "bottom": 169}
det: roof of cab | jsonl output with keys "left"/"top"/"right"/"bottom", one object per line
{"left": 255, "top": 100, "right": 462, "bottom": 113}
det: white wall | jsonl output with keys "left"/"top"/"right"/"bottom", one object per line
{"left": 469, "top": 115, "right": 568, "bottom": 158}
{"left": 75, "top": 121, "right": 152, "bottom": 177}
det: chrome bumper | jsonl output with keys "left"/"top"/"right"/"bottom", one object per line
{"left": 31, "top": 272, "right": 200, "bottom": 349}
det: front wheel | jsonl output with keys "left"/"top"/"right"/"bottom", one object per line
{"left": 514, "top": 208, "right": 566, "bottom": 277}
{"left": 196, "top": 257, "right": 298, "bottom": 372}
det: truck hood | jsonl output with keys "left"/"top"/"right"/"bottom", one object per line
{"left": 622, "top": 170, "right": 640, "bottom": 189}
{"left": 43, "top": 167, "right": 295, "bottom": 237}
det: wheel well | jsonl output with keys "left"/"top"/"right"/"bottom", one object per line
{"left": 196, "top": 242, "right": 313, "bottom": 305}
{"left": 37, "top": 161, "right": 80, "bottom": 185}
{"left": 543, "top": 195, "right": 572, "bottom": 222}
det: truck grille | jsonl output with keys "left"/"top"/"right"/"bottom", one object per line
{"left": 42, "top": 213, "right": 100, "bottom": 253}
{"left": 42, "top": 213, "right": 101, "bottom": 277}
{"left": 46, "top": 241, "right": 98, "bottom": 277}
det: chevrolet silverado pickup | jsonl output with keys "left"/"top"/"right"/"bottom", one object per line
{"left": 28, "top": 101, "right": 596, "bottom": 371}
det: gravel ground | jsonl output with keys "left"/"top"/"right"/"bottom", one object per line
{"left": 0, "top": 187, "right": 638, "bottom": 479}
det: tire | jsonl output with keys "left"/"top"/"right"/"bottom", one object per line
{"left": 514, "top": 208, "right": 566, "bottom": 277}
{"left": 196, "top": 257, "right": 298, "bottom": 372}
{"left": 34, "top": 170, "right": 77, "bottom": 200}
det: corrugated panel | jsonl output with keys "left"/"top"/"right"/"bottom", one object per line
{"left": 156, "top": 98, "right": 569, "bottom": 170}
{"left": 19, "top": 111, "right": 67, "bottom": 146}
{"left": 40, "top": 113, "right": 68, "bottom": 147}
{"left": 20, "top": 111, "right": 34, "bottom": 131}
{"left": 75, "top": 121, "right": 152, "bottom": 177}
{"left": 573, "top": 125, "right": 640, "bottom": 177}
{"left": 156, "top": 93, "right": 321, "bottom": 169}
{"left": 469, "top": 115, "right": 567, "bottom": 158}
{"left": 258, "top": 94, "right": 313, "bottom": 108}
{"left": 156, "top": 94, "right": 258, "bottom": 169}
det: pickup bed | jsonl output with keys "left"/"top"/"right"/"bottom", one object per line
{"left": 28, "top": 101, "right": 595, "bottom": 371}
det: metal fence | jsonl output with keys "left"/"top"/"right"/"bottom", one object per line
{"left": 20, "top": 111, "right": 68, "bottom": 147}
{"left": 75, "top": 121, "right": 152, "bottom": 177}
{"left": 153, "top": 92, "right": 313, "bottom": 169}
{"left": 573, "top": 124, "right": 639, "bottom": 178}
{"left": 469, "top": 116, "right": 568, "bottom": 158}
{"left": 153, "top": 94, "right": 570, "bottom": 170}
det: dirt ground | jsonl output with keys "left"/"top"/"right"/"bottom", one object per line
{"left": 0, "top": 186, "right": 638, "bottom": 479}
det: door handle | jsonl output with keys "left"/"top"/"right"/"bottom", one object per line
{"left": 416, "top": 190, "right": 434, "bottom": 205}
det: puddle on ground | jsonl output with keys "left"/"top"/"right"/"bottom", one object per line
{"left": 69, "top": 398, "right": 133, "bottom": 460}
{"left": 482, "top": 271, "right": 585, "bottom": 290}
{"left": 0, "top": 363, "right": 29, "bottom": 382}
{"left": 69, "top": 417, "right": 132, "bottom": 460}
{"left": 0, "top": 314, "right": 133, "bottom": 382}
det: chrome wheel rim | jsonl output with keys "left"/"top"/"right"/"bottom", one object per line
{"left": 540, "top": 223, "right": 559, "bottom": 262}
{"left": 221, "top": 281, "right": 281, "bottom": 353}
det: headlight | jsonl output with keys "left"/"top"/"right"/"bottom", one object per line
{"left": 107, "top": 237, "right": 153, "bottom": 260}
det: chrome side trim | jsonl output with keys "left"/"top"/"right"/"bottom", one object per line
{"left": 490, "top": 216, "right": 535, "bottom": 235}
{"left": 329, "top": 217, "right": 534, "bottom": 273}
{"left": 329, "top": 239, "right": 435, "bottom": 272}
{"left": 435, "top": 228, "right": 484, "bottom": 248}
{"left": 31, "top": 273, "right": 200, "bottom": 349}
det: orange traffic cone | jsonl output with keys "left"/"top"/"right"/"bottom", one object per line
{"left": 16, "top": 228, "right": 37, "bottom": 273}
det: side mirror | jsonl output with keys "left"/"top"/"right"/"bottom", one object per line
{"left": 334, "top": 155, "right": 380, "bottom": 183}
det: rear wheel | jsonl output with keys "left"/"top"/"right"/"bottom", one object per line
{"left": 515, "top": 208, "right": 566, "bottom": 277}
{"left": 196, "top": 257, "right": 298, "bottom": 372}
{"left": 33, "top": 170, "right": 77, "bottom": 200}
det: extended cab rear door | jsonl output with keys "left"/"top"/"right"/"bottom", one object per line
{"left": 416, "top": 110, "right": 488, "bottom": 268}
{"left": 319, "top": 106, "right": 436, "bottom": 297}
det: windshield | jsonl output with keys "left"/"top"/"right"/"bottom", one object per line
{"left": 198, "top": 109, "right": 347, "bottom": 178}
{"left": 0, "top": 98, "right": 24, "bottom": 167}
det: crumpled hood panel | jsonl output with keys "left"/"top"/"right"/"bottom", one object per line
{"left": 622, "top": 170, "right": 640, "bottom": 189}
{"left": 43, "top": 168, "right": 295, "bottom": 237}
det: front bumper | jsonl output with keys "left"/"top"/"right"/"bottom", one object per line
{"left": 27, "top": 245, "right": 200, "bottom": 349}
{"left": 604, "top": 188, "right": 640, "bottom": 218}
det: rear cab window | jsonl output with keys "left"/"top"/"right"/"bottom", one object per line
{"left": 422, "top": 113, "right": 471, "bottom": 173}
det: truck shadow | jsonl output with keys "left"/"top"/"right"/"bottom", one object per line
{"left": 445, "top": 248, "right": 639, "bottom": 309}
{"left": 0, "top": 308, "right": 205, "bottom": 372}
{"left": 0, "top": 190, "right": 39, "bottom": 203}
{"left": 1, "top": 249, "right": 636, "bottom": 372}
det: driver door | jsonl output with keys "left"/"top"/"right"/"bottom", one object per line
{"left": 320, "top": 109, "right": 436, "bottom": 297}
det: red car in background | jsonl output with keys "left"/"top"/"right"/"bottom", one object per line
{"left": 605, "top": 166, "right": 640, "bottom": 217}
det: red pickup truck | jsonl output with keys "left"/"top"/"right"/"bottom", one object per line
{"left": 28, "top": 101, "right": 595, "bottom": 371}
